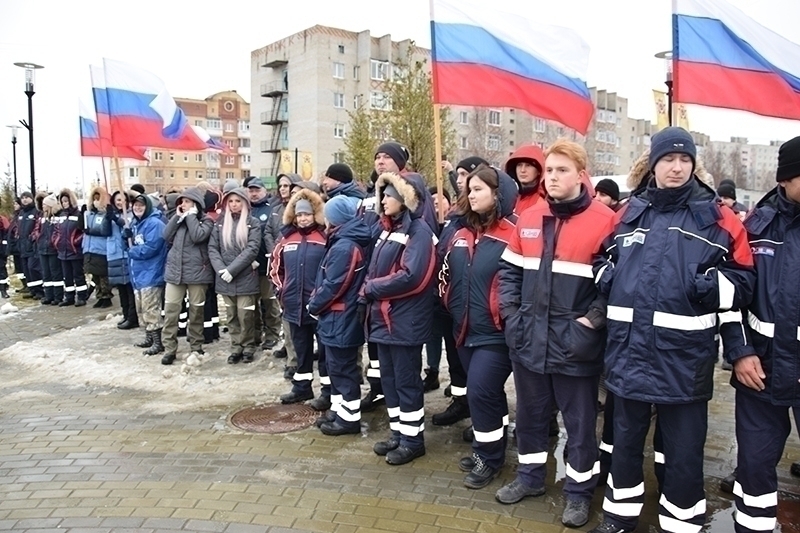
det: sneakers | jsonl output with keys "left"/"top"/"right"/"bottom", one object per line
{"left": 562, "top": 499, "right": 591, "bottom": 528}
{"left": 463, "top": 455, "right": 500, "bottom": 489}
{"left": 587, "top": 521, "right": 633, "bottom": 533}
{"left": 720, "top": 468, "right": 737, "bottom": 493}
{"left": 431, "top": 396, "right": 470, "bottom": 426}
{"left": 422, "top": 369, "right": 439, "bottom": 392}
{"left": 386, "top": 445, "right": 425, "bottom": 465}
{"left": 373, "top": 437, "right": 400, "bottom": 456}
{"left": 495, "top": 478, "right": 545, "bottom": 504}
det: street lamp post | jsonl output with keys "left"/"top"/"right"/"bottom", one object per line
{"left": 6, "top": 125, "right": 18, "bottom": 194}
{"left": 654, "top": 51, "right": 673, "bottom": 126}
{"left": 14, "top": 62, "right": 44, "bottom": 194}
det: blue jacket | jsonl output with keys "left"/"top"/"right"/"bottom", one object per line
{"left": 83, "top": 209, "right": 111, "bottom": 256}
{"left": 35, "top": 216, "right": 58, "bottom": 256}
{"left": 54, "top": 206, "right": 84, "bottom": 261}
{"left": 308, "top": 217, "right": 372, "bottom": 348}
{"left": 128, "top": 197, "right": 167, "bottom": 290}
{"left": 440, "top": 170, "right": 518, "bottom": 348}
{"left": 106, "top": 208, "right": 132, "bottom": 286}
{"left": 595, "top": 176, "right": 755, "bottom": 403}
{"left": 363, "top": 173, "right": 436, "bottom": 346}
{"left": 250, "top": 194, "right": 273, "bottom": 274}
{"left": 733, "top": 187, "right": 800, "bottom": 406}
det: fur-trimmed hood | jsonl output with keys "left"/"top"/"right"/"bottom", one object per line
{"left": 283, "top": 188, "right": 325, "bottom": 226}
{"left": 374, "top": 172, "right": 421, "bottom": 216}
{"left": 90, "top": 186, "right": 110, "bottom": 206}
{"left": 58, "top": 188, "right": 78, "bottom": 209}
{"left": 34, "top": 191, "right": 48, "bottom": 212}
{"left": 627, "top": 148, "right": 715, "bottom": 193}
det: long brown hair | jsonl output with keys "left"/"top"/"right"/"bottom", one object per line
{"left": 454, "top": 164, "right": 499, "bottom": 233}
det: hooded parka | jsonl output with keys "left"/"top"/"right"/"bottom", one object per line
{"left": 207, "top": 188, "right": 261, "bottom": 296}
{"left": 128, "top": 195, "right": 167, "bottom": 290}
{"left": 53, "top": 189, "right": 84, "bottom": 261}
{"left": 163, "top": 187, "right": 214, "bottom": 286}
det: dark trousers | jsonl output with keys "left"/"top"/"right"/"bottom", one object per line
{"left": 116, "top": 283, "right": 138, "bottom": 323}
{"left": 290, "top": 322, "right": 317, "bottom": 394}
{"left": 62, "top": 258, "right": 88, "bottom": 302}
{"left": 602, "top": 397, "right": 707, "bottom": 533}
{"left": 426, "top": 312, "right": 466, "bottom": 397}
{"left": 40, "top": 254, "right": 64, "bottom": 302}
{"left": 377, "top": 343, "right": 425, "bottom": 450}
{"left": 0, "top": 255, "right": 8, "bottom": 288}
{"left": 600, "top": 392, "right": 665, "bottom": 492}
{"left": 513, "top": 364, "right": 599, "bottom": 500}
{"left": 734, "top": 391, "right": 799, "bottom": 533}
{"left": 366, "top": 342, "right": 383, "bottom": 397}
{"left": 13, "top": 255, "right": 24, "bottom": 284}
{"left": 326, "top": 345, "right": 361, "bottom": 429}
{"left": 460, "top": 345, "right": 511, "bottom": 469}
{"left": 203, "top": 286, "right": 220, "bottom": 343}
{"left": 23, "top": 255, "right": 43, "bottom": 296}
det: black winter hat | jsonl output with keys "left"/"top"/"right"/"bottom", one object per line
{"left": 719, "top": 178, "right": 736, "bottom": 189}
{"left": 717, "top": 183, "right": 736, "bottom": 201}
{"left": 777, "top": 136, "right": 800, "bottom": 182}
{"left": 649, "top": 127, "right": 696, "bottom": 172}
{"left": 594, "top": 179, "right": 620, "bottom": 202}
{"left": 325, "top": 163, "right": 354, "bottom": 184}
{"left": 130, "top": 183, "right": 145, "bottom": 194}
{"left": 428, "top": 186, "right": 451, "bottom": 204}
{"left": 456, "top": 156, "right": 489, "bottom": 173}
{"left": 375, "top": 142, "right": 409, "bottom": 170}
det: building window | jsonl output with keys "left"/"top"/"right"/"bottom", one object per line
{"left": 208, "top": 169, "right": 219, "bottom": 180}
{"left": 242, "top": 170, "right": 251, "bottom": 179}
{"left": 207, "top": 119, "right": 221, "bottom": 129}
{"left": 128, "top": 168, "right": 139, "bottom": 178}
{"left": 509, "top": 140, "right": 515, "bottom": 146}
{"left": 370, "top": 91, "right": 389, "bottom": 110}
{"left": 334, "top": 123, "right": 345, "bottom": 138}
{"left": 459, "top": 136, "right": 468, "bottom": 149}
{"left": 338, "top": 44, "right": 345, "bottom": 54}
{"left": 333, "top": 92, "right": 345, "bottom": 108}
{"left": 239, "top": 138, "right": 250, "bottom": 148}
{"left": 225, "top": 123, "right": 234, "bottom": 133}
{"left": 183, "top": 153, "right": 189, "bottom": 162}
{"left": 353, "top": 94, "right": 362, "bottom": 109}
{"left": 225, "top": 155, "right": 235, "bottom": 165}
{"left": 154, "top": 170, "right": 163, "bottom": 178}
{"left": 459, "top": 111, "right": 468, "bottom": 125}
{"left": 225, "top": 172, "right": 235, "bottom": 180}
{"left": 169, "top": 171, "right": 175, "bottom": 179}
{"left": 241, "top": 155, "right": 251, "bottom": 164}
{"left": 333, "top": 152, "right": 346, "bottom": 164}
{"left": 238, "top": 121, "right": 250, "bottom": 132}
{"left": 169, "top": 153, "right": 175, "bottom": 162}
{"left": 487, "top": 134, "right": 501, "bottom": 151}
{"left": 194, "top": 120, "right": 203, "bottom": 127}
{"left": 154, "top": 152, "right": 163, "bottom": 161}
{"left": 370, "top": 59, "right": 389, "bottom": 80}
{"left": 353, "top": 65, "right": 360, "bottom": 80}
{"left": 183, "top": 170, "right": 189, "bottom": 178}
{"left": 195, "top": 154, "right": 203, "bottom": 162}
{"left": 488, "top": 110, "right": 501, "bottom": 126}
{"left": 333, "top": 62, "right": 345, "bottom": 79}
{"left": 196, "top": 171, "right": 203, "bottom": 180}
{"left": 534, "top": 118, "right": 546, "bottom": 133}
{"left": 225, "top": 139, "right": 235, "bottom": 149}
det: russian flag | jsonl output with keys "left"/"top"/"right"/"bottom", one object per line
{"left": 430, "top": 0, "right": 594, "bottom": 134}
{"left": 92, "top": 59, "right": 215, "bottom": 151}
{"left": 79, "top": 99, "right": 146, "bottom": 160}
{"left": 674, "top": 0, "right": 800, "bottom": 121}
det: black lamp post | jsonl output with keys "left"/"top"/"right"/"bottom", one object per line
{"left": 6, "top": 125, "right": 18, "bottom": 194}
{"left": 655, "top": 51, "right": 673, "bottom": 126}
{"left": 14, "top": 62, "right": 44, "bottom": 194}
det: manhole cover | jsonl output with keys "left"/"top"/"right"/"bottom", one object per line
{"left": 229, "top": 404, "right": 318, "bottom": 434}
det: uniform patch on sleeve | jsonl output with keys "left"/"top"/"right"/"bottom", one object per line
{"left": 751, "top": 246, "right": 775, "bottom": 257}
{"left": 520, "top": 228, "right": 540, "bottom": 239}
{"left": 623, "top": 232, "right": 646, "bottom": 247}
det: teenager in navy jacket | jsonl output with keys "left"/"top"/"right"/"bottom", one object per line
{"left": 270, "top": 188, "right": 328, "bottom": 405}
{"left": 309, "top": 195, "right": 371, "bottom": 435}
{"left": 363, "top": 171, "right": 436, "bottom": 466}
{"left": 54, "top": 189, "right": 88, "bottom": 305}
{"left": 439, "top": 164, "right": 518, "bottom": 489}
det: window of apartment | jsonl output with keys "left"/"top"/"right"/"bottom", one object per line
{"left": 353, "top": 94, "right": 363, "bottom": 109}
{"left": 459, "top": 136, "right": 468, "bottom": 149}
{"left": 459, "top": 111, "right": 468, "bottom": 125}
{"left": 333, "top": 92, "right": 345, "bottom": 108}
{"left": 616, "top": 138, "right": 621, "bottom": 148}
{"left": 207, "top": 119, "right": 221, "bottom": 129}
{"left": 370, "top": 59, "right": 389, "bottom": 81}
{"left": 225, "top": 123, "right": 234, "bottom": 133}
{"left": 169, "top": 171, "right": 175, "bottom": 179}
{"left": 370, "top": 91, "right": 390, "bottom": 110}
{"left": 183, "top": 153, "right": 189, "bottom": 162}
{"left": 196, "top": 171, "right": 203, "bottom": 180}
{"left": 184, "top": 170, "right": 189, "bottom": 178}
{"left": 488, "top": 110, "right": 501, "bottom": 126}
{"left": 607, "top": 111, "right": 617, "bottom": 124}
{"left": 225, "top": 155, "right": 235, "bottom": 165}
{"left": 225, "top": 172, "right": 235, "bottom": 180}
{"left": 208, "top": 152, "right": 219, "bottom": 162}
{"left": 169, "top": 153, "right": 175, "bottom": 162}
{"left": 154, "top": 152, "right": 163, "bottom": 161}
{"left": 241, "top": 155, "right": 251, "bottom": 164}
{"left": 195, "top": 154, "right": 203, "bottom": 162}
{"left": 333, "top": 152, "right": 346, "bottom": 164}
{"left": 128, "top": 168, "right": 139, "bottom": 178}
{"left": 242, "top": 170, "right": 251, "bottom": 179}
{"left": 617, "top": 118, "right": 622, "bottom": 127}
{"left": 338, "top": 45, "right": 345, "bottom": 54}
{"left": 596, "top": 131, "right": 606, "bottom": 142}
{"left": 154, "top": 170, "right": 163, "bottom": 178}
{"left": 353, "top": 65, "right": 360, "bottom": 80}
{"left": 615, "top": 156, "right": 620, "bottom": 166}
{"left": 225, "top": 139, "right": 235, "bottom": 149}
{"left": 334, "top": 123, "right": 345, "bottom": 138}
{"left": 534, "top": 118, "right": 546, "bottom": 133}
{"left": 239, "top": 138, "right": 250, "bottom": 148}
{"left": 194, "top": 120, "right": 203, "bottom": 127}
{"left": 208, "top": 169, "right": 219, "bottom": 180}
{"left": 238, "top": 121, "right": 250, "bottom": 132}
{"left": 643, "top": 135, "right": 651, "bottom": 146}
{"left": 509, "top": 118, "right": 514, "bottom": 124}
{"left": 333, "top": 62, "right": 345, "bottom": 79}
{"left": 487, "top": 134, "right": 501, "bottom": 151}
{"left": 509, "top": 140, "right": 515, "bottom": 146}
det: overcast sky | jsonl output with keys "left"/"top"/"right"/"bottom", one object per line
{"left": 1, "top": 0, "right": 798, "bottom": 193}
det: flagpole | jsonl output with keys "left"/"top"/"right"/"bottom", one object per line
{"left": 430, "top": 0, "right": 446, "bottom": 224}
{"left": 112, "top": 147, "right": 129, "bottom": 223}
{"left": 100, "top": 155, "right": 109, "bottom": 192}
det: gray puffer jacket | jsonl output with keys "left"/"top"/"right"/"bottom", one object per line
{"left": 208, "top": 204, "right": 261, "bottom": 295}
{"left": 163, "top": 187, "right": 215, "bottom": 286}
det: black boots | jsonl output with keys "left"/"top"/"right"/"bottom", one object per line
{"left": 432, "top": 396, "right": 471, "bottom": 426}
{"left": 161, "top": 352, "right": 176, "bottom": 365}
{"left": 423, "top": 369, "right": 440, "bottom": 392}
{"left": 93, "top": 298, "right": 112, "bottom": 308}
{"left": 117, "top": 319, "right": 139, "bottom": 330}
{"left": 142, "top": 329, "right": 164, "bottom": 356}
{"left": 135, "top": 330, "right": 154, "bottom": 348}
{"left": 0, "top": 287, "right": 9, "bottom": 299}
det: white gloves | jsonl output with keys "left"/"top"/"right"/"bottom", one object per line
{"left": 219, "top": 269, "right": 233, "bottom": 283}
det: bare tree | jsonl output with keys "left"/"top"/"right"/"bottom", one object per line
{"left": 702, "top": 144, "right": 728, "bottom": 186}
{"left": 729, "top": 150, "right": 748, "bottom": 189}
{"left": 464, "top": 108, "right": 508, "bottom": 167}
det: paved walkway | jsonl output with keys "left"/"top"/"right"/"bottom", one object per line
{"left": 0, "top": 299, "right": 798, "bottom": 533}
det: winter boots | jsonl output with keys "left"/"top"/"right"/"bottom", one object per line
{"left": 142, "top": 329, "right": 164, "bottom": 356}
{"left": 432, "top": 396, "right": 471, "bottom": 426}
{"left": 423, "top": 369, "right": 440, "bottom": 392}
{"left": 135, "top": 330, "right": 154, "bottom": 348}
{"left": 161, "top": 352, "right": 176, "bottom": 366}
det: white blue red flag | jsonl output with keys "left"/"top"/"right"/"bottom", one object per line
{"left": 92, "top": 59, "right": 221, "bottom": 151}
{"left": 674, "top": 0, "right": 800, "bottom": 120}
{"left": 430, "top": 0, "right": 594, "bottom": 134}
{"left": 79, "top": 99, "right": 146, "bottom": 160}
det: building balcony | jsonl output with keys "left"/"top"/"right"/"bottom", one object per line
{"left": 260, "top": 109, "right": 288, "bottom": 125}
{"left": 262, "top": 55, "right": 288, "bottom": 69}
{"left": 237, "top": 146, "right": 250, "bottom": 155}
{"left": 260, "top": 81, "right": 288, "bottom": 97}
{"left": 260, "top": 139, "right": 289, "bottom": 153}
{"left": 206, "top": 159, "right": 220, "bottom": 170}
